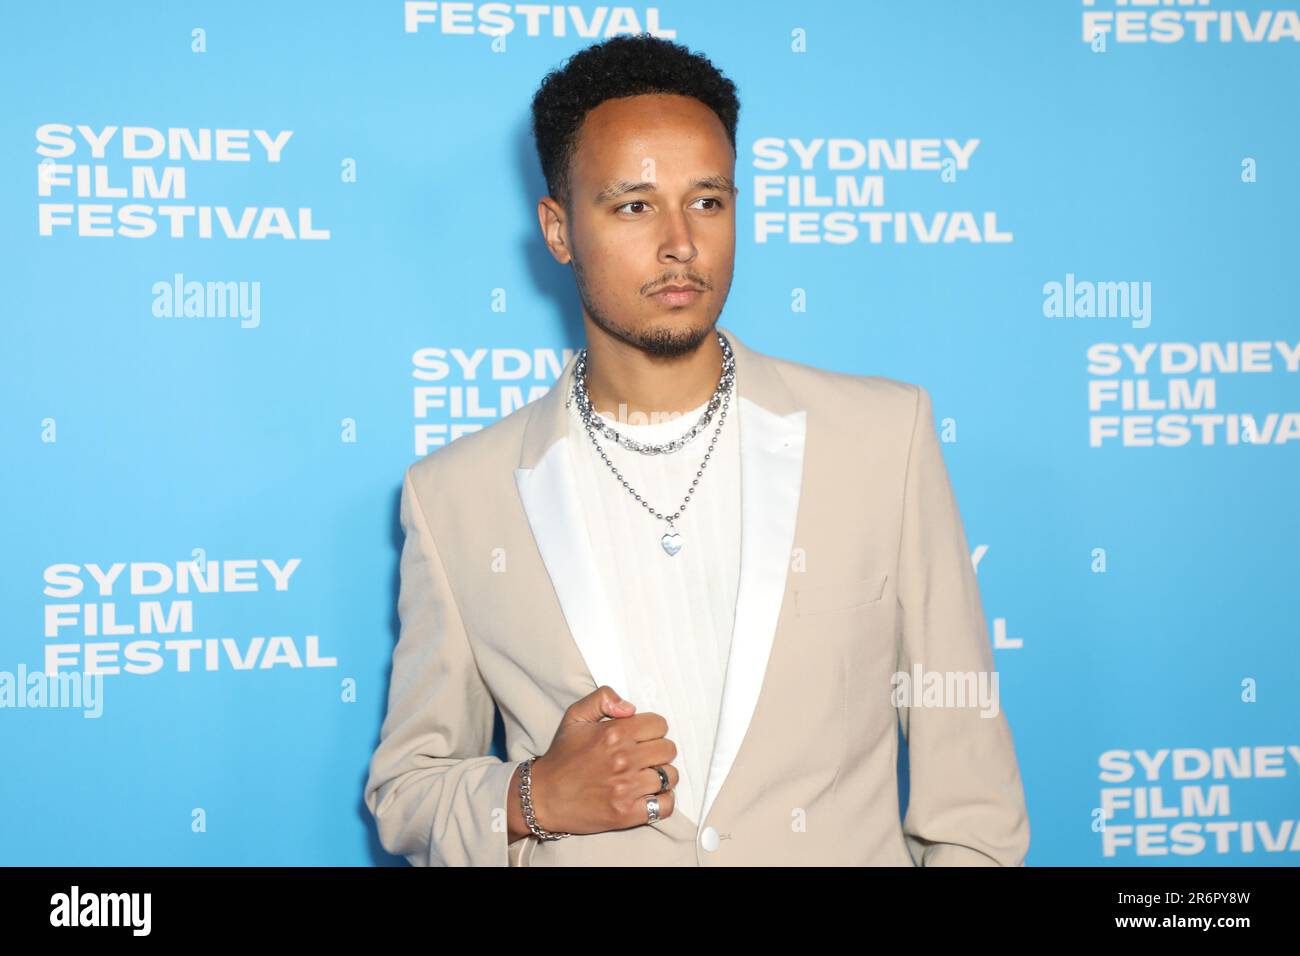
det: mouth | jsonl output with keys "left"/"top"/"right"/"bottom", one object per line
{"left": 650, "top": 285, "right": 704, "bottom": 307}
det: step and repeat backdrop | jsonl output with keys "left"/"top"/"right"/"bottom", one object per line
{"left": 2, "top": 1, "right": 1297, "bottom": 866}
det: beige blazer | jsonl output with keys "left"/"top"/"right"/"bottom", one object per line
{"left": 364, "top": 325, "right": 1031, "bottom": 866}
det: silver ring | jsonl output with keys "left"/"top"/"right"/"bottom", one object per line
{"left": 652, "top": 765, "right": 670, "bottom": 794}
{"left": 646, "top": 796, "right": 661, "bottom": 823}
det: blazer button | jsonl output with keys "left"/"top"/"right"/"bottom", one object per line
{"left": 700, "top": 826, "right": 720, "bottom": 852}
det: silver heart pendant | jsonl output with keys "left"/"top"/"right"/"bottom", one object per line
{"left": 660, "top": 532, "right": 682, "bottom": 556}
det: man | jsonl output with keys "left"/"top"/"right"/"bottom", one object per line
{"left": 364, "top": 34, "right": 1030, "bottom": 866}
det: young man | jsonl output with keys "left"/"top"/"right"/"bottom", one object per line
{"left": 364, "top": 34, "right": 1030, "bottom": 866}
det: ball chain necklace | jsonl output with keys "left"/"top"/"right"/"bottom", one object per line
{"left": 566, "top": 330, "right": 736, "bottom": 557}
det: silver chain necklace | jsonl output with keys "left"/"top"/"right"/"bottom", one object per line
{"left": 568, "top": 330, "right": 735, "bottom": 455}
{"left": 566, "top": 331, "right": 735, "bottom": 556}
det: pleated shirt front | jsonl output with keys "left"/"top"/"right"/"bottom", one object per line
{"left": 566, "top": 389, "right": 742, "bottom": 826}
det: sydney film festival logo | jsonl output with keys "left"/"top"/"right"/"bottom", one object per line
{"left": 750, "top": 137, "right": 1012, "bottom": 246}
{"left": 35, "top": 124, "right": 330, "bottom": 240}
{"left": 40, "top": 552, "right": 337, "bottom": 678}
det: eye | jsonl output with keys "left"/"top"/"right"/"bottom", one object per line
{"left": 694, "top": 197, "right": 725, "bottom": 211}
{"left": 617, "top": 200, "right": 649, "bottom": 215}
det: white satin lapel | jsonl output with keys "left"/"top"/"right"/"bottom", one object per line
{"left": 513, "top": 440, "right": 628, "bottom": 701}
{"left": 698, "top": 395, "right": 807, "bottom": 831}
{"left": 512, "top": 351, "right": 628, "bottom": 701}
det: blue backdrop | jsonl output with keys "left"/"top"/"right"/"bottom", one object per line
{"left": 2, "top": 0, "right": 1297, "bottom": 865}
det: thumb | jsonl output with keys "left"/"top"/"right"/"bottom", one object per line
{"left": 565, "top": 685, "right": 635, "bottom": 723}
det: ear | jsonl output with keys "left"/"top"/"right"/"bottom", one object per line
{"left": 537, "top": 196, "right": 572, "bottom": 264}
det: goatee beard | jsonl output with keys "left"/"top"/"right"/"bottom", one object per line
{"left": 572, "top": 257, "right": 716, "bottom": 359}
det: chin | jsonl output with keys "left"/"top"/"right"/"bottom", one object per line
{"left": 633, "top": 317, "right": 717, "bottom": 357}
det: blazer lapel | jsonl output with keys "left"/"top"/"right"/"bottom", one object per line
{"left": 698, "top": 332, "right": 806, "bottom": 830}
{"left": 511, "top": 326, "right": 807, "bottom": 838}
{"left": 513, "top": 352, "right": 628, "bottom": 701}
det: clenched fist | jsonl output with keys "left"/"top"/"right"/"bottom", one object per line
{"left": 508, "top": 685, "right": 679, "bottom": 841}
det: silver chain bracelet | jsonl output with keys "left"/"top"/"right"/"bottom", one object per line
{"left": 519, "top": 756, "right": 572, "bottom": 841}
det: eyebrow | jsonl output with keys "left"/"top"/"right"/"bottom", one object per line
{"left": 593, "top": 174, "right": 737, "bottom": 205}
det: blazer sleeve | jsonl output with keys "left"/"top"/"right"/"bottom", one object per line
{"left": 894, "top": 384, "right": 1031, "bottom": 866}
{"left": 364, "top": 464, "right": 523, "bottom": 866}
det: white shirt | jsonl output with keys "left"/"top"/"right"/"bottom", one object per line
{"left": 567, "top": 386, "right": 742, "bottom": 826}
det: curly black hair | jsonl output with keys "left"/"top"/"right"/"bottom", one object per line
{"left": 530, "top": 33, "right": 740, "bottom": 210}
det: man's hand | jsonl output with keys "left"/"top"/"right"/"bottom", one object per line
{"left": 509, "top": 685, "right": 679, "bottom": 840}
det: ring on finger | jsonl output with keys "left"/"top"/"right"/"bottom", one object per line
{"left": 651, "top": 765, "right": 670, "bottom": 794}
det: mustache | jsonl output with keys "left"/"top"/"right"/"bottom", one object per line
{"left": 645, "top": 276, "right": 710, "bottom": 294}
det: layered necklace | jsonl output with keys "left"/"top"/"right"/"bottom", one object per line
{"left": 567, "top": 330, "right": 735, "bottom": 556}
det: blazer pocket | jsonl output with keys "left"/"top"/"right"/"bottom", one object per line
{"left": 794, "top": 574, "right": 888, "bottom": 616}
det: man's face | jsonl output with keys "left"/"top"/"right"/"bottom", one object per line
{"left": 539, "top": 93, "right": 738, "bottom": 359}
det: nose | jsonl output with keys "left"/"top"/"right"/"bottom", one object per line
{"left": 658, "top": 207, "right": 697, "bottom": 264}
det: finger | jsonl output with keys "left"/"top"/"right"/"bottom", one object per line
{"left": 566, "top": 685, "right": 634, "bottom": 724}
{"left": 629, "top": 734, "right": 677, "bottom": 768}
{"left": 641, "top": 762, "right": 678, "bottom": 795}
{"left": 618, "top": 711, "right": 670, "bottom": 742}
{"left": 643, "top": 789, "right": 673, "bottom": 825}
{"left": 601, "top": 693, "right": 636, "bottom": 718}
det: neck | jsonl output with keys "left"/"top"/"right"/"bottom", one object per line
{"left": 582, "top": 326, "right": 724, "bottom": 423}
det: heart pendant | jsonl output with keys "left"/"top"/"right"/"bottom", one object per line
{"left": 660, "top": 532, "right": 682, "bottom": 556}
